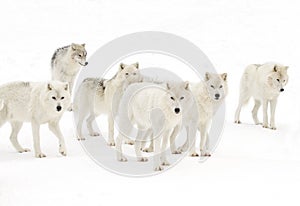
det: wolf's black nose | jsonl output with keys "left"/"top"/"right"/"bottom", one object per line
{"left": 280, "top": 88, "right": 284, "bottom": 92}
{"left": 84, "top": 62, "right": 88, "bottom": 66}
{"left": 57, "top": 106, "right": 62, "bottom": 112}
{"left": 174, "top": 108, "right": 180, "bottom": 114}
{"left": 215, "top": 93, "right": 220, "bottom": 98}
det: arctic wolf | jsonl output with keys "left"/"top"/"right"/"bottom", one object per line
{"left": 51, "top": 43, "right": 88, "bottom": 95}
{"left": 74, "top": 63, "right": 142, "bottom": 143}
{"left": 0, "top": 81, "right": 71, "bottom": 158}
{"left": 234, "top": 63, "right": 289, "bottom": 129}
{"left": 177, "top": 72, "right": 228, "bottom": 157}
{"left": 116, "top": 82, "right": 188, "bottom": 171}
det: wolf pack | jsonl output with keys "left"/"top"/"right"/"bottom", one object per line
{"left": 0, "top": 43, "right": 289, "bottom": 171}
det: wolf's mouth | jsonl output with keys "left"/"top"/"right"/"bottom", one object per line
{"left": 78, "top": 62, "right": 88, "bottom": 66}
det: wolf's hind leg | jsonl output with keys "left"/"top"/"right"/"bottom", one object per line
{"left": 252, "top": 99, "right": 261, "bottom": 125}
{"left": 10, "top": 121, "right": 30, "bottom": 153}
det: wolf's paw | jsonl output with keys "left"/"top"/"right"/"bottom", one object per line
{"left": 161, "top": 161, "right": 170, "bottom": 166}
{"left": 190, "top": 152, "right": 199, "bottom": 157}
{"left": 255, "top": 122, "right": 262, "bottom": 125}
{"left": 35, "top": 153, "right": 46, "bottom": 158}
{"left": 262, "top": 124, "right": 269, "bottom": 128}
{"left": 142, "top": 147, "right": 153, "bottom": 153}
{"left": 77, "top": 136, "right": 86, "bottom": 141}
{"left": 172, "top": 150, "right": 182, "bottom": 154}
{"left": 107, "top": 141, "right": 115, "bottom": 146}
{"left": 177, "top": 145, "right": 188, "bottom": 153}
{"left": 137, "top": 157, "right": 148, "bottom": 162}
{"left": 234, "top": 120, "right": 241, "bottom": 124}
{"left": 19, "top": 148, "right": 31, "bottom": 153}
{"left": 154, "top": 165, "right": 164, "bottom": 171}
{"left": 89, "top": 132, "right": 100, "bottom": 136}
{"left": 124, "top": 140, "right": 134, "bottom": 145}
{"left": 117, "top": 156, "right": 128, "bottom": 162}
{"left": 59, "top": 147, "right": 67, "bottom": 156}
{"left": 270, "top": 126, "right": 277, "bottom": 130}
{"left": 201, "top": 152, "right": 211, "bottom": 157}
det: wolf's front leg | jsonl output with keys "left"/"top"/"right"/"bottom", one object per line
{"left": 270, "top": 99, "right": 277, "bottom": 130}
{"left": 170, "top": 125, "right": 180, "bottom": 154}
{"left": 31, "top": 121, "right": 46, "bottom": 158}
{"left": 153, "top": 135, "right": 163, "bottom": 171}
{"left": 262, "top": 100, "right": 269, "bottom": 128}
{"left": 116, "top": 134, "right": 127, "bottom": 162}
{"left": 187, "top": 124, "right": 198, "bottom": 157}
{"left": 199, "top": 123, "right": 210, "bottom": 157}
{"left": 107, "top": 114, "right": 115, "bottom": 146}
{"left": 160, "top": 130, "right": 170, "bottom": 166}
{"left": 48, "top": 121, "right": 67, "bottom": 156}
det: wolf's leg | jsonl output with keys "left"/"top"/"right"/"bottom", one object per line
{"left": 107, "top": 114, "right": 115, "bottom": 146}
{"left": 135, "top": 130, "right": 148, "bottom": 162}
{"left": 31, "top": 121, "right": 46, "bottom": 158}
{"left": 48, "top": 121, "right": 67, "bottom": 156}
{"left": 188, "top": 124, "right": 199, "bottom": 157}
{"left": 199, "top": 123, "right": 210, "bottom": 156}
{"left": 77, "top": 112, "right": 87, "bottom": 141}
{"left": 170, "top": 125, "right": 180, "bottom": 154}
{"left": 262, "top": 100, "right": 269, "bottom": 128}
{"left": 142, "top": 130, "right": 154, "bottom": 152}
{"left": 270, "top": 99, "right": 277, "bottom": 130}
{"left": 252, "top": 99, "right": 261, "bottom": 125}
{"left": 116, "top": 134, "right": 127, "bottom": 162}
{"left": 10, "top": 121, "right": 30, "bottom": 153}
{"left": 86, "top": 113, "right": 100, "bottom": 137}
{"left": 140, "top": 129, "right": 151, "bottom": 150}
{"left": 234, "top": 86, "right": 251, "bottom": 124}
{"left": 153, "top": 129, "right": 163, "bottom": 171}
{"left": 160, "top": 130, "right": 170, "bottom": 166}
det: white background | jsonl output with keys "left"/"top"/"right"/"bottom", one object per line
{"left": 1, "top": 0, "right": 300, "bottom": 205}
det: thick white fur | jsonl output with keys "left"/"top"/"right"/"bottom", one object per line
{"left": 178, "top": 72, "right": 228, "bottom": 157}
{"left": 74, "top": 63, "right": 142, "bottom": 144}
{"left": 51, "top": 43, "right": 88, "bottom": 95}
{"left": 0, "top": 81, "right": 71, "bottom": 158}
{"left": 234, "top": 63, "right": 289, "bottom": 129}
{"left": 116, "top": 82, "right": 188, "bottom": 171}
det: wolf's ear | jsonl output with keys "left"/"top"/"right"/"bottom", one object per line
{"left": 205, "top": 72, "right": 210, "bottom": 81}
{"left": 273, "top": 65, "right": 278, "bottom": 72}
{"left": 184, "top": 81, "right": 189, "bottom": 90}
{"left": 166, "top": 83, "right": 171, "bottom": 90}
{"left": 284, "top": 66, "right": 289, "bottom": 71}
{"left": 221, "top": 73, "right": 227, "bottom": 81}
{"left": 120, "top": 63, "right": 126, "bottom": 70}
{"left": 133, "top": 62, "right": 139, "bottom": 69}
{"left": 47, "top": 83, "right": 53, "bottom": 91}
{"left": 71, "top": 43, "right": 76, "bottom": 51}
{"left": 64, "top": 83, "right": 69, "bottom": 91}
{"left": 81, "top": 43, "right": 85, "bottom": 47}
{"left": 0, "top": 99, "right": 4, "bottom": 111}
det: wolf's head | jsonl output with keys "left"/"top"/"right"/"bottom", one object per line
{"left": 116, "top": 62, "right": 142, "bottom": 83}
{"left": 204, "top": 72, "right": 228, "bottom": 101}
{"left": 70, "top": 43, "right": 88, "bottom": 67}
{"left": 42, "top": 81, "right": 71, "bottom": 114}
{"left": 165, "top": 81, "right": 194, "bottom": 116}
{"left": 268, "top": 65, "right": 289, "bottom": 92}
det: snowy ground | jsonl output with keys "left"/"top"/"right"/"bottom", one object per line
{"left": 1, "top": 0, "right": 300, "bottom": 205}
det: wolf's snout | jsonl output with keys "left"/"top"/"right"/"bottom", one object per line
{"left": 84, "top": 62, "right": 88, "bottom": 66}
{"left": 174, "top": 108, "right": 180, "bottom": 114}
{"left": 56, "top": 105, "right": 62, "bottom": 112}
{"left": 280, "top": 88, "right": 284, "bottom": 92}
{"left": 215, "top": 93, "right": 220, "bottom": 99}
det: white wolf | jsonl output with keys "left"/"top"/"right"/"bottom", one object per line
{"left": 74, "top": 63, "right": 142, "bottom": 144}
{"left": 0, "top": 81, "right": 71, "bottom": 158}
{"left": 234, "top": 63, "right": 289, "bottom": 129}
{"left": 116, "top": 82, "right": 189, "bottom": 171}
{"left": 177, "top": 72, "right": 228, "bottom": 157}
{"left": 51, "top": 43, "right": 88, "bottom": 95}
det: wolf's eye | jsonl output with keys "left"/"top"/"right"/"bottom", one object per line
{"left": 125, "top": 73, "right": 129, "bottom": 75}
{"left": 283, "top": 80, "right": 286, "bottom": 82}
{"left": 180, "top": 97, "right": 184, "bottom": 100}
{"left": 277, "top": 79, "right": 280, "bottom": 82}
{"left": 170, "top": 97, "right": 175, "bottom": 101}
{"left": 61, "top": 97, "right": 64, "bottom": 100}
{"left": 211, "top": 85, "right": 215, "bottom": 89}
{"left": 52, "top": 96, "right": 56, "bottom": 100}
{"left": 133, "top": 73, "right": 136, "bottom": 75}
{"left": 219, "top": 85, "right": 223, "bottom": 88}
{"left": 78, "top": 54, "right": 82, "bottom": 57}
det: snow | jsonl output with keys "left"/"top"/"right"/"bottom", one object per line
{"left": 1, "top": 0, "right": 300, "bottom": 205}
